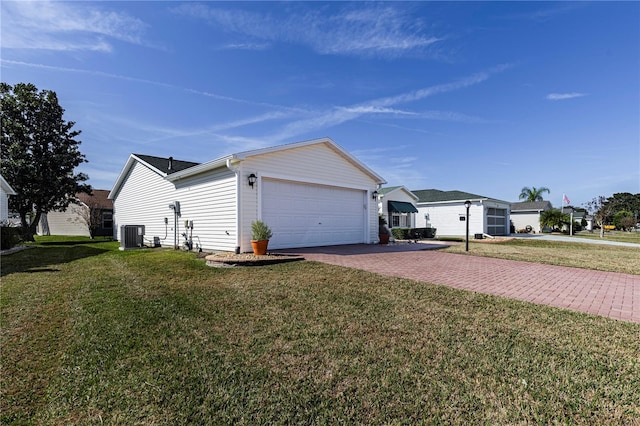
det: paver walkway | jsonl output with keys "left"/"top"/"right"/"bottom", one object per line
{"left": 276, "top": 243, "right": 640, "bottom": 324}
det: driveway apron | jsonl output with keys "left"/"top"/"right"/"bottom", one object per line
{"left": 276, "top": 244, "right": 640, "bottom": 324}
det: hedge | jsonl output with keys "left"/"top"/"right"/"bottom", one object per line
{"left": 391, "top": 227, "right": 437, "bottom": 240}
{"left": 1, "top": 226, "right": 22, "bottom": 250}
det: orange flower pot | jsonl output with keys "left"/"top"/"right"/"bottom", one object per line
{"left": 251, "top": 239, "right": 269, "bottom": 255}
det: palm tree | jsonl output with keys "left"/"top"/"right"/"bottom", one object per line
{"left": 519, "top": 186, "right": 550, "bottom": 202}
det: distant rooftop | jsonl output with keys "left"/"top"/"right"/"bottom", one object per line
{"left": 511, "top": 201, "right": 552, "bottom": 212}
{"left": 411, "top": 189, "right": 490, "bottom": 203}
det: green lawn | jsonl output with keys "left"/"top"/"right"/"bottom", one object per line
{"left": 2, "top": 238, "right": 639, "bottom": 424}
{"left": 444, "top": 238, "right": 640, "bottom": 275}
{"left": 570, "top": 230, "right": 640, "bottom": 244}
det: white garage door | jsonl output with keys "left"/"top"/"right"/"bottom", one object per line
{"left": 262, "top": 179, "right": 366, "bottom": 249}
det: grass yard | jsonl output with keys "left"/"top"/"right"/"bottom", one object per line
{"left": 570, "top": 230, "right": 640, "bottom": 245}
{"left": 2, "top": 238, "right": 639, "bottom": 424}
{"left": 444, "top": 238, "right": 640, "bottom": 275}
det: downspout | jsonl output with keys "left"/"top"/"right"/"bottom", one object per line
{"left": 226, "top": 159, "right": 241, "bottom": 254}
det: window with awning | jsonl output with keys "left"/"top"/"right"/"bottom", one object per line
{"left": 387, "top": 201, "right": 418, "bottom": 213}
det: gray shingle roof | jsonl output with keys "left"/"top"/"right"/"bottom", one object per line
{"left": 134, "top": 154, "right": 200, "bottom": 175}
{"left": 510, "top": 201, "right": 552, "bottom": 212}
{"left": 378, "top": 186, "right": 401, "bottom": 195}
{"left": 411, "top": 189, "right": 489, "bottom": 203}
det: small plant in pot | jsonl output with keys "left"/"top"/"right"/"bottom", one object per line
{"left": 251, "top": 220, "right": 272, "bottom": 255}
{"left": 379, "top": 215, "right": 390, "bottom": 245}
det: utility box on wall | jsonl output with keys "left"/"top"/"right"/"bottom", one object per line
{"left": 120, "top": 225, "right": 145, "bottom": 250}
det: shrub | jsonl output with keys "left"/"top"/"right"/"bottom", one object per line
{"left": 1, "top": 225, "right": 22, "bottom": 250}
{"left": 251, "top": 221, "right": 272, "bottom": 241}
{"left": 390, "top": 227, "right": 436, "bottom": 240}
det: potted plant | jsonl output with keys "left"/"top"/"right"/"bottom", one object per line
{"left": 251, "top": 220, "right": 272, "bottom": 255}
{"left": 379, "top": 215, "right": 390, "bottom": 245}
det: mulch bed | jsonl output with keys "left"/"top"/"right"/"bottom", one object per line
{"left": 204, "top": 252, "right": 304, "bottom": 267}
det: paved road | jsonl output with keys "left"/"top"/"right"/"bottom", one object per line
{"left": 513, "top": 233, "right": 640, "bottom": 248}
{"left": 276, "top": 243, "right": 640, "bottom": 324}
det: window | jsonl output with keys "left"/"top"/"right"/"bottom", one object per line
{"left": 102, "top": 211, "right": 113, "bottom": 229}
{"left": 391, "top": 212, "right": 410, "bottom": 228}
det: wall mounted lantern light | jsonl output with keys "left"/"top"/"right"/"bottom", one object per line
{"left": 248, "top": 173, "right": 257, "bottom": 188}
{"left": 372, "top": 190, "right": 378, "bottom": 200}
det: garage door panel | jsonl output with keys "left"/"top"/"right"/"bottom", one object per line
{"left": 262, "top": 179, "right": 365, "bottom": 249}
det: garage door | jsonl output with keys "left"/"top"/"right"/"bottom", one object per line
{"left": 262, "top": 179, "right": 366, "bottom": 249}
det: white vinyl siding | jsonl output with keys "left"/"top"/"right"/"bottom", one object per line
{"left": 0, "top": 188, "right": 10, "bottom": 222}
{"left": 416, "top": 203, "right": 484, "bottom": 236}
{"left": 511, "top": 211, "right": 543, "bottom": 232}
{"left": 239, "top": 143, "right": 379, "bottom": 250}
{"left": 113, "top": 161, "right": 176, "bottom": 245}
{"left": 174, "top": 168, "right": 237, "bottom": 252}
{"left": 262, "top": 178, "right": 366, "bottom": 249}
{"left": 40, "top": 204, "right": 90, "bottom": 236}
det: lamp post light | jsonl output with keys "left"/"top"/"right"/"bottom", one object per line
{"left": 464, "top": 200, "right": 471, "bottom": 252}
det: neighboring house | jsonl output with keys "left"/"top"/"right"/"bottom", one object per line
{"left": 109, "top": 138, "right": 386, "bottom": 252}
{"left": 377, "top": 186, "right": 419, "bottom": 229}
{"left": 412, "top": 189, "right": 511, "bottom": 237}
{"left": 38, "top": 190, "right": 114, "bottom": 237}
{"left": 510, "top": 201, "right": 552, "bottom": 233}
{"left": 0, "top": 175, "right": 17, "bottom": 222}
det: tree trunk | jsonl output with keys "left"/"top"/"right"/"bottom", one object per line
{"left": 19, "top": 211, "right": 41, "bottom": 242}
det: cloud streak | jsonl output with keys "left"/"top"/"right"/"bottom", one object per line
{"left": 546, "top": 92, "right": 587, "bottom": 101}
{"left": 1, "top": 1, "right": 148, "bottom": 51}
{"left": 173, "top": 3, "right": 443, "bottom": 58}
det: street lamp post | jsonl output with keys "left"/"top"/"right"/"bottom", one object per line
{"left": 464, "top": 200, "right": 471, "bottom": 252}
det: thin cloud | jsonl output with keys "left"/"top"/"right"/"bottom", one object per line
{"left": 546, "top": 92, "right": 587, "bottom": 101}
{"left": 173, "top": 3, "right": 443, "bottom": 58}
{"left": 267, "top": 64, "right": 510, "bottom": 142}
{"left": 0, "top": 59, "right": 305, "bottom": 113}
{"left": 1, "top": 1, "right": 148, "bottom": 51}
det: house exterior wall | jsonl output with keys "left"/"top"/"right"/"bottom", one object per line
{"left": 112, "top": 161, "right": 177, "bottom": 245}
{"left": 39, "top": 205, "right": 90, "bottom": 236}
{"left": 239, "top": 143, "right": 379, "bottom": 249}
{"left": 0, "top": 187, "right": 10, "bottom": 222}
{"left": 511, "top": 211, "right": 542, "bottom": 232}
{"left": 416, "top": 202, "right": 485, "bottom": 236}
{"left": 173, "top": 167, "right": 237, "bottom": 252}
{"left": 379, "top": 190, "right": 416, "bottom": 229}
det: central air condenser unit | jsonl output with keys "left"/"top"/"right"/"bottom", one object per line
{"left": 120, "top": 225, "right": 145, "bottom": 250}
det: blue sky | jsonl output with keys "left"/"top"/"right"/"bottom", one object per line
{"left": 1, "top": 1, "right": 638, "bottom": 208}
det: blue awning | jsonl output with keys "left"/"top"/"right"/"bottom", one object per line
{"left": 388, "top": 201, "right": 418, "bottom": 213}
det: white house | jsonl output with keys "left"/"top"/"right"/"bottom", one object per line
{"left": 109, "top": 138, "right": 386, "bottom": 252}
{"left": 413, "top": 189, "right": 511, "bottom": 237}
{"left": 0, "top": 175, "right": 17, "bottom": 222}
{"left": 377, "top": 186, "right": 419, "bottom": 229}
{"left": 38, "top": 190, "right": 114, "bottom": 237}
{"left": 510, "top": 201, "right": 552, "bottom": 233}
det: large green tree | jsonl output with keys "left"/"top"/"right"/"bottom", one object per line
{"left": 1, "top": 82, "right": 91, "bottom": 240}
{"left": 519, "top": 186, "right": 550, "bottom": 202}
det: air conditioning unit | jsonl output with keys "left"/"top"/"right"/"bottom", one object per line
{"left": 119, "top": 225, "right": 145, "bottom": 250}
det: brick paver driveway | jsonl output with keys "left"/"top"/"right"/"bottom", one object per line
{"left": 276, "top": 243, "right": 640, "bottom": 324}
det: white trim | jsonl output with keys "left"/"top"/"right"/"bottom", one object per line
{"left": 258, "top": 171, "right": 373, "bottom": 192}
{"left": 0, "top": 175, "right": 17, "bottom": 195}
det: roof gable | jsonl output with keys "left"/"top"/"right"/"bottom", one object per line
{"left": 0, "top": 175, "right": 16, "bottom": 195}
{"left": 134, "top": 154, "right": 200, "bottom": 175}
{"left": 379, "top": 185, "right": 419, "bottom": 201}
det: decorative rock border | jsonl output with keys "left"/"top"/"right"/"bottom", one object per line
{"left": 205, "top": 252, "right": 304, "bottom": 267}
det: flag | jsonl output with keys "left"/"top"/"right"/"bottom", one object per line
{"left": 563, "top": 194, "right": 571, "bottom": 205}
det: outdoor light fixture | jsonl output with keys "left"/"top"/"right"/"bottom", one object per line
{"left": 372, "top": 190, "right": 378, "bottom": 200}
{"left": 464, "top": 200, "right": 471, "bottom": 251}
{"left": 248, "top": 173, "right": 257, "bottom": 188}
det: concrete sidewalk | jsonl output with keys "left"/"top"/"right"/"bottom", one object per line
{"left": 277, "top": 244, "right": 640, "bottom": 324}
